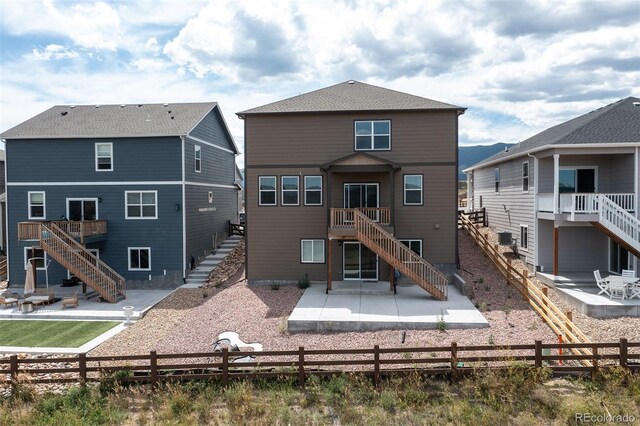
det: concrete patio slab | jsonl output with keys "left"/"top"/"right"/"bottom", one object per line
{"left": 288, "top": 283, "right": 488, "bottom": 332}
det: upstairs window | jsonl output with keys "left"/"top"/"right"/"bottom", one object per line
{"left": 304, "top": 176, "right": 322, "bottom": 206}
{"left": 522, "top": 161, "right": 529, "bottom": 192}
{"left": 494, "top": 167, "right": 500, "bottom": 193}
{"left": 259, "top": 176, "right": 276, "bottom": 206}
{"left": 95, "top": 142, "right": 113, "bottom": 171}
{"left": 355, "top": 120, "right": 390, "bottom": 150}
{"left": 28, "top": 191, "right": 45, "bottom": 219}
{"left": 404, "top": 175, "right": 423, "bottom": 205}
{"left": 126, "top": 191, "right": 157, "bottom": 219}
{"left": 282, "top": 176, "right": 300, "bottom": 205}
{"left": 195, "top": 145, "right": 202, "bottom": 172}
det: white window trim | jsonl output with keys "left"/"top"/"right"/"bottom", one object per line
{"left": 304, "top": 176, "right": 323, "bottom": 206}
{"left": 495, "top": 167, "right": 500, "bottom": 193}
{"left": 95, "top": 142, "right": 113, "bottom": 172}
{"left": 128, "top": 247, "right": 151, "bottom": 271}
{"left": 403, "top": 175, "right": 423, "bottom": 205}
{"left": 399, "top": 239, "right": 423, "bottom": 257}
{"left": 354, "top": 120, "right": 391, "bottom": 151}
{"left": 24, "top": 247, "right": 48, "bottom": 270}
{"left": 194, "top": 145, "right": 202, "bottom": 173}
{"left": 125, "top": 190, "right": 158, "bottom": 220}
{"left": 258, "top": 176, "right": 277, "bottom": 206}
{"left": 281, "top": 176, "right": 300, "bottom": 206}
{"left": 520, "top": 225, "right": 529, "bottom": 250}
{"left": 28, "top": 191, "right": 46, "bottom": 220}
{"left": 301, "top": 239, "right": 325, "bottom": 263}
{"left": 522, "top": 161, "right": 530, "bottom": 193}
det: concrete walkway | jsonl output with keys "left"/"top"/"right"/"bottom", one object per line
{"left": 288, "top": 282, "right": 488, "bottom": 332}
{"left": 182, "top": 236, "right": 243, "bottom": 288}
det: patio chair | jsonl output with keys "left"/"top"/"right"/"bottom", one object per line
{"left": 628, "top": 283, "right": 640, "bottom": 300}
{"left": 0, "top": 291, "right": 20, "bottom": 308}
{"left": 594, "top": 270, "right": 611, "bottom": 297}
{"left": 622, "top": 269, "right": 637, "bottom": 283}
{"left": 609, "top": 280, "right": 627, "bottom": 300}
{"left": 62, "top": 292, "right": 79, "bottom": 309}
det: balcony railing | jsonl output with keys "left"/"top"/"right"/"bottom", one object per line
{"left": 330, "top": 208, "right": 391, "bottom": 228}
{"left": 538, "top": 193, "right": 635, "bottom": 214}
{"left": 18, "top": 220, "right": 108, "bottom": 242}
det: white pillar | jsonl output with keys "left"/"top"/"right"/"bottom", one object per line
{"left": 553, "top": 154, "right": 560, "bottom": 214}
{"left": 533, "top": 155, "right": 539, "bottom": 268}
{"left": 467, "top": 172, "right": 473, "bottom": 211}
{"left": 634, "top": 147, "right": 638, "bottom": 273}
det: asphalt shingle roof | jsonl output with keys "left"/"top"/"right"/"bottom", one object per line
{"left": 469, "top": 96, "right": 640, "bottom": 170}
{"left": 237, "top": 80, "right": 464, "bottom": 115}
{"left": 1, "top": 102, "right": 218, "bottom": 139}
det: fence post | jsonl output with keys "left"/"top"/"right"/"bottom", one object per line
{"left": 591, "top": 346, "right": 599, "bottom": 379}
{"left": 535, "top": 340, "right": 542, "bottom": 368}
{"left": 620, "top": 338, "right": 628, "bottom": 369}
{"left": 79, "top": 353, "right": 87, "bottom": 387}
{"left": 451, "top": 342, "right": 458, "bottom": 380}
{"left": 10, "top": 355, "right": 18, "bottom": 395}
{"left": 541, "top": 287, "right": 548, "bottom": 310}
{"left": 150, "top": 351, "right": 158, "bottom": 390}
{"left": 565, "top": 311, "right": 573, "bottom": 336}
{"left": 373, "top": 345, "right": 380, "bottom": 388}
{"left": 222, "top": 348, "right": 229, "bottom": 388}
{"left": 522, "top": 269, "right": 529, "bottom": 301}
{"left": 298, "top": 347, "right": 305, "bottom": 389}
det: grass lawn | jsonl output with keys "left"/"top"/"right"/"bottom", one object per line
{"left": 0, "top": 320, "right": 119, "bottom": 348}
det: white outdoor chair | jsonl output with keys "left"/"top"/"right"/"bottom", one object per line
{"left": 609, "top": 280, "right": 627, "bottom": 300}
{"left": 628, "top": 283, "right": 640, "bottom": 300}
{"left": 622, "top": 269, "right": 637, "bottom": 282}
{"left": 594, "top": 270, "right": 611, "bottom": 297}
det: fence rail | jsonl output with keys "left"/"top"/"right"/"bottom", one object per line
{"left": 1, "top": 339, "right": 638, "bottom": 393}
{"left": 459, "top": 212, "right": 594, "bottom": 365}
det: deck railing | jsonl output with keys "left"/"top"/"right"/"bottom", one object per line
{"left": 330, "top": 207, "right": 391, "bottom": 228}
{"left": 537, "top": 193, "right": 635, "bottom": 214}
{"left": 18, "top": 220, "right": 107, "bottom": 242}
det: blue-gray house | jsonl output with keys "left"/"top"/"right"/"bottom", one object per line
{"left": 0, "top": 102, "right": 240, "bottom": 301}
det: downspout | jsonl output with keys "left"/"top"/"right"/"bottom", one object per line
{"left": 528, "top": 152, "right": 538, "bottom": 270}
{"left": 181, "top": 135, "right": 187, "bottom": 283}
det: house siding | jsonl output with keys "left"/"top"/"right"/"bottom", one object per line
{"left": 245, "top": 109, "right": 458, "bottom": 283}
{"left": 188, "top": 107, "right": 237, "bottom": 153}
{"left": 473, "top": 155, "right": 536, "bottom": 265}
{"left": 537, "top": 220, "right": 609, "bottom": 272}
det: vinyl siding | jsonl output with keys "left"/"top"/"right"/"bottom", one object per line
{"left": 473, "top": 156, "right": 536, "bottom": 265}
{"left": 245, "top": 109, "right": 458, "bottom": 282}
{"left": 537, "top": 220, "right": 608, "bottom": 272}
{"left": 188, "top": 107, "right": 237, "bottom": 153}
{"left": 6, "top": 137, "right": 181, "bottom": 182}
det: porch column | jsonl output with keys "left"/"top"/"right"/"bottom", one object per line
{"left": 389, "top": 168, "right": 395, "bottom": 228}
{"left": 635, "top": 146, "right": 639, "bottom": 273}
{"left": 553, "top": 225, "right": 559, "bottom": 276}
{"left": 389, "top": 263, "right": 395, "bottom": 292}
{"left": 533, "top": 155, "right": 539, "bottom": 268}
{"left": 326, "top": 169, "right": 333, "bottom": 225}
{"left": 553, "top": 154, "right": 560, "bottom": 214}
{"left": 326, "top": 238, "right": 332, "bottom": 293}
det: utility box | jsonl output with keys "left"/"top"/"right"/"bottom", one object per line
{"left": 498, "top": 231, "right": 513, "bottom": 245}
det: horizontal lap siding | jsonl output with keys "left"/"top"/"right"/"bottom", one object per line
{"left": 537, "top": 220, "right": 608, "bottom": 272}
{"left": 188, "top": 107, "right": 237, "bottom": 153}
{"left": 6, "top": 137, "right": 181, "bottom": 182}
{"left": 473, "top": 157, "right": 535, "bottom": 265}
{"left": 245, "top": 110, "right": 458, "bottom": 282}
{"left": 7, "top": 185, "right": 183, "bottom": 287}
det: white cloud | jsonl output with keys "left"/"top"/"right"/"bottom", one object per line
{"left": 30, "top": 44, "right": 79, "bottom": 60}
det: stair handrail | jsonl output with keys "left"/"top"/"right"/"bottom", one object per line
{"left": 353, "top": 210, "right": 448, "bottom": 300}
{"left": 42, "top": 223, "right": 126, "bottom": 300}
{"left": 598, "top": 195, "right": 640, "bottom": 250}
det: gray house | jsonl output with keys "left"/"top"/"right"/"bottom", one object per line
{"left": 1, "top": 102, "right": 239, "bottom": 301}
{"left": 465, "top": 97, "right": 640, "bottom": 280}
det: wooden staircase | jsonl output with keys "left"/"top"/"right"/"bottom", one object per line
{"left": 353, "top": 210, "right": 448, "bottom": 301}
{"left": 19, "top": 222, "right": 126, "bottom": 302}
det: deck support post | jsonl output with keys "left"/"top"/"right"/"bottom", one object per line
{"left": 327, "top": 239, "right": 332, "bottom": 293}
{"left": 553, "top": 226, "right": 559, "bottom": 276}
{"left": 389, "top": 264, "right": 395, "bottom": 293}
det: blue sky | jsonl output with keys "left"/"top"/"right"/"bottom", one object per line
{"left": 1, "top": 0, "right": 639, "bottom": 167}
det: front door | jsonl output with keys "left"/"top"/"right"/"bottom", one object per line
{"left": 67, "top": 199, "right": 98, "bottom": 221}
{"left": 609, "top": 240, "right": 629, "bottom": 274}
{"left": 343, "top": 242, "right": 378, "bottom": 280}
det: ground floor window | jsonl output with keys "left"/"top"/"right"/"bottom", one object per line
{"left": 128, "top": 247, "right": 151, "bottom": 270}
{"left": 520, "top": 225, "right": 528, "bottom": 249}
{"left": 301, "top": 239, "right": 325, "bottom": 263}
{"left": 399, "top": 239, "right": 423, "bottom": 257}
{"left": 24, "top": 247, "right": 47, "bottom": 270}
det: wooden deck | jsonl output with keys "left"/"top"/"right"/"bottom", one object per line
{"left": 18, "top": 220, "right": 107, "bottom": 243}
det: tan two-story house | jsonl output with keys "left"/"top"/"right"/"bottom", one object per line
{"left": 238, "top": 81, "right": 465, "bottom": 300}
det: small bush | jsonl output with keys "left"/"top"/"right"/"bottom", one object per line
{"left": 298, "top": 273, "right": 311, "bottom": 289}
{"left": 271, "top": 284, "right": 280, "bottom": 291}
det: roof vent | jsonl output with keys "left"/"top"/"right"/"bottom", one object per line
{"left": 163, "top": 103, "right": 169, "bottom": 107}
{"left": 137, "top": 104, "right": 143, "bottom": 108}
{"left": 120, "top": 104, "right": 126, "bottom": 108}
{"left": 504, "top": 146, "right": 509, "bottom": 153}
{"left": 70, "top": 105, "right": 76, "bottom": 109}
{"left": 634, "top": 102, "right": 640, "bottom": 107}
{"left": 347, "top": 80, "right": 355, "bottom": 84}
{"left": 95, "top": 105, "right": 100, "bottom": 108}
{"left": 61, "top": 111, "right": 68, "bottom": 116}
{"left": 171, "top": 116, "right": 175, "bottom": 120}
